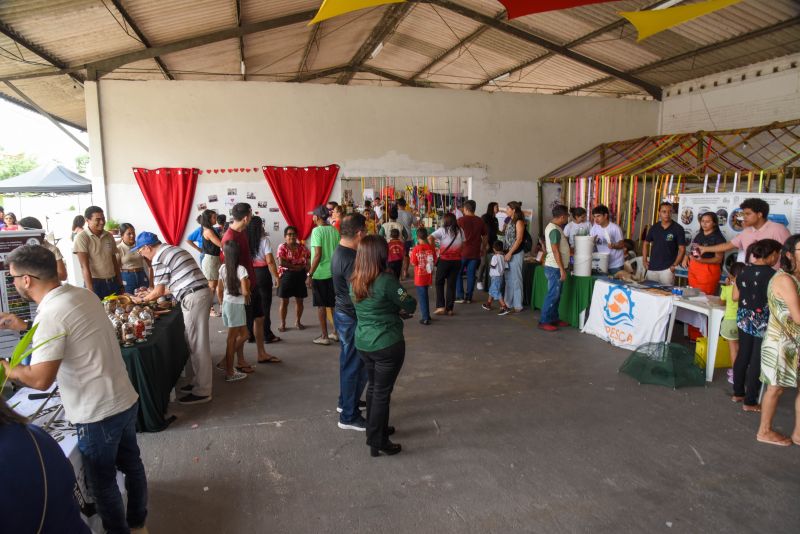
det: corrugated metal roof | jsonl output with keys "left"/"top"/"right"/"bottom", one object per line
{"left": 0, "top": 0, "right": 797, "bottom": 129}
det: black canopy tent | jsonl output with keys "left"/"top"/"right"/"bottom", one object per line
{"left": 0, "top": 162, "right": 92, "bottom": 194}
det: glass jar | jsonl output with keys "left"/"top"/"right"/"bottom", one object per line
{"left": 121, "top": 322, "right": 136, "bottom": 347}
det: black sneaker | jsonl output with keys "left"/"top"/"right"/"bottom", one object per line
{"left": 338, "top": 416, "right": 367, "bottom": 431}
{"left": 497, "top": 307, "right": 511, "bottom": 316}
{"left": 178, "top": 393, "right": 212, "bottom": 405}
{"left": 179, "top": 384, "right": 193, "bottom": 394}
{"left": 337, "top": 400, "right": 367, "bottom": 413}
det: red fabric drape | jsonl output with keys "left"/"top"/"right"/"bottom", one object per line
{"left": 262, "top": 165, "right": 339, "bottom": 240}
{"left": 132, "top": 167, "right": 198, "bottom": 245}
{"left": 498, "top": 0, "right": 615, "bottom": 19}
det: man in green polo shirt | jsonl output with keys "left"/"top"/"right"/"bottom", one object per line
{"left": 306, "top": 205, "right": 341, "bottom": 345}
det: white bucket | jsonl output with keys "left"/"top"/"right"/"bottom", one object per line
{"left": 592, "top": 252, "right": 610, "bottom": 273}
{"left": 573, "top": 235, "right": 594, "bottom": 277}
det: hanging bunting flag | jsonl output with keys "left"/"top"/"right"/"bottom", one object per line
{"left": 620, "top": 0, "right": 742, "bottom": 42}
{"left": 497, "top": 0, "right": 615, "bottom": 19}
{"left": 309, "top": 0, "right": 405, "bottom": 25}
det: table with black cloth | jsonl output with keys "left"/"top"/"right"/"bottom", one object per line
{"left": 530, "top": 264, "right": 597, "bottom": 327}
{"left": 120, "top": 308, "right": 189, "bottom": 432}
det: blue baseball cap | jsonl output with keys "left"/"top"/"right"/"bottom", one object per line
{"left": 130, "top": 231, "right": 161, "bottom": 252}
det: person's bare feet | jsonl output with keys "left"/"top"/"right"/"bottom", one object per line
{"left": 277, "top": 325, "right": 287, "bottom": 333}
{"left": 730, "top": 395, "right": 744, "bottom": 403}
{"left": 742, "top": 404, "right": 761, "bottom": 412}
{"left": 756, "top": 430, "right": 792, "bottom": 446}
{"left": 295, "top": 322, "right": 305, "bottom": 330}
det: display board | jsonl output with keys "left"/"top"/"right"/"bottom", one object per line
{"left": 679, "top": 193, "right": 800, "bottom": 271}
{"left": 0, "top": 230, "right": 43, "bottom": 355}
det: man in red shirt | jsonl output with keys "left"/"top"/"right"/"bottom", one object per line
{"left": 455, "top": 200, "right": 487, "bottom": 304}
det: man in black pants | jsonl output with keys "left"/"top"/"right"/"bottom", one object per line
{"left": 331, "top": 214, "right": 368, "bottom": 431}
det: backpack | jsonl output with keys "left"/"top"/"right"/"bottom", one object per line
{"left": 522, "top": 229, "right": 533, "bottom": 253}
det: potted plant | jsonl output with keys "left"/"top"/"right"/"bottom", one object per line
{"left": 105, "top": 218, "right": 120, "bottom": 236}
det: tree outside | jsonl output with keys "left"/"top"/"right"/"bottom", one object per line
{"left": 0, "top": 146, "right": 37, "bottom": 180}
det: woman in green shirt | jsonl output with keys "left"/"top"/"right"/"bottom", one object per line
{"left": 351, "top": 235, "right": 417, "bottom": 457}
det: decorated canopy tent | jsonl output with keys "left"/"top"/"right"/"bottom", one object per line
{"left": 0, "top": 162, "right": 92, "bottom": 194}
{"left": 536, "top": 119, "right": 800, "bottom": 236}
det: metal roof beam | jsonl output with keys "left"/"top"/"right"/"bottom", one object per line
{"left": 338, "top": 3, "right": 412, "bottom": 85}
{"left": 290, "top": 65, "right": 350, "bottom": 83}
{"left": 418, "top": 0, "right": 662, "bottom": 99}
{"left": 87, "top": 9, "right": 318, "bottom": 77}
{"left": 0, "top": 92, "right": 85, "bottom": 131}
{"left": 0, "top": 19, "right": 85, "bottom": 87}
{"left": 298, "top": 22, "right": 322, "bottom": 74}
{"left": 411, "top": 11, "right": 505, "bottom": 81}
{"left": 3, "top": 81, "right": 88, "bottom": 150}
{"left": 361, "top": 65, "right": 426, "bottom": 87}
{"left": 109, "top": 0, "right": 173, "bottom": 80}
{"left": 556, "top": 15, "right": 800, "bottom": 96}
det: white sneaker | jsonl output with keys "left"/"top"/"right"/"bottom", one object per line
{"left": 313, "top": 336, "right": 331, "bottom": 346}
{"left": 225, "top": 370, "right": 248, "bottom": 382}
{"left": 476, "top": 282, "right": 484, "bottom": 291}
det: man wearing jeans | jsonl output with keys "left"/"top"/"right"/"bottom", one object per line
{"left": 331, "top": 214, "right": 368, "bottom": 430}
{"left": 73, "top": 205, "right": 124, "bottom": 299}
{"left": 133, "top": 232, "right": 212, "bottom": 405}
{"left": 455, "top": 200, "right": 487, "bottom": 304}
{"left": 539, "top": 205, "right": 571, "bottom": 332}
{"left": 1, "top": 245, "right": 147, "bottom": 534}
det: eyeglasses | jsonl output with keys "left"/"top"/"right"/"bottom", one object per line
{"left": 11, "top": 273, "right": 40, "bottom": 280}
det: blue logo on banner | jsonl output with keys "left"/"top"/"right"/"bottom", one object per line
{"left": 603, "top": 285, "right": 635, "bottom": 328}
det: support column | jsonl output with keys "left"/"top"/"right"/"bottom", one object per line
{"left": 84, "top": 80, "right": 109, "bottom": 210}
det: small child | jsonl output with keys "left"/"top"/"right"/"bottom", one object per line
{"left": 387, "top": 228, "right": 405, "bottom": 279}
{"left": 217, "top": 240, "right": 250, "bottom": 383}
{"left": 732, "top": 239, "right": 782, "bottom": 411}
{"left": 410, "top": 228, "right": 436, "bottom": 325}
{"left": 483, "top": 241, "right": 508, "bottom": 312}
{"left": 720, "top": 262, "right": 745, "bottom": 385}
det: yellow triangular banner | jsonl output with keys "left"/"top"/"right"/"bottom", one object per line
{"left": 620, "top": 0, "right": 742, "bottom": 41}
{"left": 309, "top": 0, "right": 406, "bottom": 25}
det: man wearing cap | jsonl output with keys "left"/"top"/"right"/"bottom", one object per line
{"left": 73, "top": 206, "right": 124, "bottom": 299}
{"left": 0, "top": 245, "right": 148, "bottom": 533}
{"left": 307, "top": 205, "right": 340, "bottom": 345}
{"left": 132, "top": 232, "right": 213, "bottom": 405}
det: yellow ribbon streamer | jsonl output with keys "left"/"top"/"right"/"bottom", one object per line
{"left": 309, "top": 0, "right": 406, "bottom": 25}
{"left": 620, "top": 0, "right": 742, "bottom": 41}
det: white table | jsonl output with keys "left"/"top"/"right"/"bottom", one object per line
{"left": 666, "top": 296, "right": 726, "bottom": 382}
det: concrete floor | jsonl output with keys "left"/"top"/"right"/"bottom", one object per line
{"left": 139, "top": 289, "right": 800, "bottom": 533}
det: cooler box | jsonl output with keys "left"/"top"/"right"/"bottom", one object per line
{"left": 694, "top": 336, "right": 731, "bottom": 369}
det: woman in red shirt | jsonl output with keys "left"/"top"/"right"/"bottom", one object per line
{"left": 428, "top": 213, "right": 463, "bottom": 316}
{"left": 276, "top": 226, "right": 310, "bottom": 331}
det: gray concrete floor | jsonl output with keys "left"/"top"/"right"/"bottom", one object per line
{"left": 139, "top": 289, "right": 800, "bottom": 533}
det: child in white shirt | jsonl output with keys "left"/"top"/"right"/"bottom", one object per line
{"left": 217, "top": 241, "right": 250, "bottom": 383}
{"left": 482, "top": 241, "right": 508, "bottom": 312}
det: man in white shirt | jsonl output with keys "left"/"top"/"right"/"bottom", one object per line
{"left": 0, "top": 245, "right": 147, "bottom": 534}
{"left": 590, "top": 204, "right": 625, "bottom": 275}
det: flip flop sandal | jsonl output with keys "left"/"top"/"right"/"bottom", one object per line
{"left": 236, "top": 365, "right": 256, "bottom": 374}
{"left": 277, "top": 326, "right": 287, "bottom": 333}
{"left": 295, "top": 323, "right": 306, "bottom": 330}
{"left": 258, "top": 356, "right": 283, "bottom": 364}
{"left": 265, "top": 336, "right": 282, "bottom": 344}
{"left": 756, "top": 435, "right": 792, "bottom": 447}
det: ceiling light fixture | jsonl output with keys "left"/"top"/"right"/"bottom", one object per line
{"left": 491, "top": 72, "right": 510, "bottom": 84}
{"left": 370, "top": 42, "right": 384, "bottom": 59}
{"left": 241, "top": 61, "right": 246, "bottom": 76}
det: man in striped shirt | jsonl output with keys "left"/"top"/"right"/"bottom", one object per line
{"left": 132, "top": 232, "right": 213, "bottom": 405}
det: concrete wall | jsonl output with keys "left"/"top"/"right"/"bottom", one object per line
{"left": 660, "top": 53, "right": 800, "bottom": 133}
{"left": 87, "top": 79, "right": 658, "bottom": 243}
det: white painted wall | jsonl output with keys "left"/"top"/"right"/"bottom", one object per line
{"left": 88, "top": 79, "right": 658, "bottom": 245}
{"left": 660, "top": 53, "right": 800, "bottom": 133}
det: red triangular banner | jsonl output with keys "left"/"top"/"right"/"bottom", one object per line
{"left": 498, "top": 0, "right": 616, "bottom": 19}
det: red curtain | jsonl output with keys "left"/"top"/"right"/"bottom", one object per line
{"left": 132, "top": 167, "right": 198, "bottom": 245}
{"left": 262, "top": 165, "right": 339, "bottom": 240}
{"left": 498, "top": 0, "right": 615, "bottom": 19}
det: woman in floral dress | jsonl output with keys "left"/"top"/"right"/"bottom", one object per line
{"left": 757, "top": 234, "right": 800, "bottom": 447}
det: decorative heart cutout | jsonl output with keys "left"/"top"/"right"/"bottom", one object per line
{"left": 198, "top": 170, "right": 203, "bottom": 174}
{"left": 214, "top": 169, "right": 219, "bottom": 174}
{"left": 206, "top": 169, "right": 212, "bottom": 173}
{"left": 221, "top": 169, "right": 226, "bottom": 173}
{"left": 228, "top": 168, "right": 233, "bottom": 172}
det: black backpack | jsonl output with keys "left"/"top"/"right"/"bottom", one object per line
{"left": 522, "top": 229, "right": 533, "bottom": 253}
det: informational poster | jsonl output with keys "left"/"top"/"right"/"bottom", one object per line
{"left": 679, "top": 192, "right": 800, "bottom": 272}
{"left": 0, "top": 230, "right": 43, "bottom": 356}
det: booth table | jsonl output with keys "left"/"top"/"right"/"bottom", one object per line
{"left": 120, "top": 308, "right": 189, "bottom": 432}
{"left": 531, "top": 265, "right": 597, "bottom": 328}
{"left": 582, "top": 279, "right": 726, "bottom": 382}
